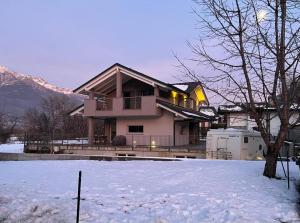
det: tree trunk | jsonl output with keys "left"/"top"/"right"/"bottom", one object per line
{"left": 263, "top": 145, "right": 278, "bottom": 178}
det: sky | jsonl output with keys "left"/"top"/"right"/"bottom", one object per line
{"left": 0, "top": 0, "right": 200, "bottom": 89}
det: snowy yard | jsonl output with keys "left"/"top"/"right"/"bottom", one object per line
{"left": 0, "top": 160, "right": 299, "bottom": 223}
{"left": 0, "top": 142, "right": 23, "bottom": 153}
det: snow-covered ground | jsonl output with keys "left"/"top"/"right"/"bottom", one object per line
{"left": 0, "top": 160, "right": 299, "bottom": 223}
{"left": 0, "top": 142, "right": 23, "bottom": 153}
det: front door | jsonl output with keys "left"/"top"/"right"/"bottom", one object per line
{"left": 189, "top": 122, "right": 200, "bottom": 145}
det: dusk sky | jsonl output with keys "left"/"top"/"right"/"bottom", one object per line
{"left": 0, "top": 0, "right": 200, "bottom": 89}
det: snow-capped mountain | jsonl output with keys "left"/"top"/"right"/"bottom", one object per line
{"left": 0, "top": 65, "right": 73, "bottom": 95}
{"left": 0, "top": 65, "right": 82, "bottom": 117}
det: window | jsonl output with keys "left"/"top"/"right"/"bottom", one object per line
{"left": 244, "top": 137, "right": 248, "bottom": 143}
{"left": 141, "top": 88, "right": 154, "bottom": 96}
{"left": 128, "top": 125, "right": 144, "bottom": 133}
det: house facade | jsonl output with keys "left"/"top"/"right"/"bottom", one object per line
{"left": 218, "top": 105, "right": 300, "bottom": 138}
{"left": 70, "top": 63, "right": 214, "bottom": 148}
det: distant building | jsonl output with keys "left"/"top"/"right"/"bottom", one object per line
{"left": 218, "top": 104, "right": 300, "bottom": 138}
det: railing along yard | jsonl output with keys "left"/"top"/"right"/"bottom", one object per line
{"left": 24, "top": 133, "right": 206, "bottom": 154}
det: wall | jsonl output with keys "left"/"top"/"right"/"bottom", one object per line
{"left": 267, "top": 112, "right": 299, "bottom": 136}
{"left": 174, "top": 121, "right": 189, "bottom": 146}
{"left": 116, "top": 110, "right": 174, "bottom": 146}
{"left": 84, "top": 96, "right": 160, "bottom": 117}
{"left": 189, "top": 86, "right": 208, "bottom": 107}
{"left": 226, "top": 111, "right": 300, "bottom": 137}
{"left": 228, "top": 113, "right": 249, "bottom": 129}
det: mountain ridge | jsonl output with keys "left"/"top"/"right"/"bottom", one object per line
{"left": 0, "top": 65, "right": 82, "bottom": 117}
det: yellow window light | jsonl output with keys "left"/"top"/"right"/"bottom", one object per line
{"left": 183, "top": 95, "right": 187, "bottom": 102}
{"left": 195, "top": 87, "right": 206, "bottom": 102}
{"left": 171, "top": 91, "right": 177, "bottom": 98}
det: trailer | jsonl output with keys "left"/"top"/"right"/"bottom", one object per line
{"left": 206, "top": 128, "right": 266, "bottom": 160}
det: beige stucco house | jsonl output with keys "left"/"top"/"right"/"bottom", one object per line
{"left": 70, "top": 63, "right": 215, "bottom": 148}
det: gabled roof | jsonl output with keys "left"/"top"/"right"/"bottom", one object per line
{"left": 171, "top": 82, "right": 201, "bottom": 94}
{"left": 199, "top": 106, "right": 218, "bottom": 118}
{"left": 172, "top": 82, "right": 209, "bottom": 105}
{"left": 156, "top": 99, "right": 215, "bottom": 121}
{"left": 74, "top": 63, "right": 188, "bottom": 95}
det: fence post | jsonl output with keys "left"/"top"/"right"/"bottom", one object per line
{"left": 168, "top": 135, "right": 171, "bottom": 152}
{"left": 132, "top": 135, "right": 134, "bottom": 151}
{"left": 76, "top": 171, "right": 82, "bottom": 223}
{"left": 287, "top": 147, "right": 290, "bottom": 190}
{"left": 149, "top": 135, "right": 152, "bottom": 152}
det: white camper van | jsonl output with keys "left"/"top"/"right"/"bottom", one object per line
{"left": 206, "top": 128, "right": 265, "bottom": 160}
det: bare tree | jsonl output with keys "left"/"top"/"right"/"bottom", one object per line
{"left": 23, "top": 108, "right": 49, "bottom": 134}
{"left": 23, "top": 94, "right": 86, "bottom": 139}
{"left": 176, "top": 0, "right": 300, "bottom": 177}
{"left": 0, "top": 112, "right": 18, "bottom": 144}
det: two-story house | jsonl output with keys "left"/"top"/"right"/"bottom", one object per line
{"left": 70, "top": 63, "right": 215, "bottom": 148}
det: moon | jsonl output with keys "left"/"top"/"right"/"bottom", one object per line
{"left": 257, "top": 10, "right": 268, "bottom": 22}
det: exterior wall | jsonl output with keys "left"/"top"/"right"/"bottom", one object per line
{"left": 206, "top": 129, "right": 265, "bottom": 160}
{"left": 226, "top": 111, "right": 300, "bottom": 137}
{"left": 228, "top": 113, "right": 249, "bottom": 129}
{"left": 84, "top": 96, "right": 160, "bottom": 117}
{"left": 116, "top": 110, "right": 175, "bottom": 146}
{"left": 267, "top": 112, "right": 299, "bottom": 136}
{"left": 189, "top": 86, "right": 208, "bottom": 107}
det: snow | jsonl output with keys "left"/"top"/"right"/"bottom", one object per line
{"left": 0, "top": 142, "right": 23, "bottom": 153}
{"left": 182, "top": 111, "right": 202, "bottom": 117}
{"left": 173, "top": 84, "right": 189, "bottom": 91}
{"left": 0, "top": 65, "right": 9, "bottom": 73}
{"left": 0, "top": 160, "right": 299, "bottom": 222}
{"left": 199, "top": 108, "right": 216, "bottom": 117}
{"left": 219, "top": 105, "right": 243, "bottom": 112}
{"left": 0, "top": 65, "right": 73, "bottom": 95}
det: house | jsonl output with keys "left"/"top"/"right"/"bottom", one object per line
{"left": 218, "top": 104, "right": 300, "bottom": 139}
{"left": 70, "top": 63, "right": 215, "bottom": 148}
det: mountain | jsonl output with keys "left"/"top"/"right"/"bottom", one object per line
{"left": 0, "top": 66, "right": 82, "bottom": 117}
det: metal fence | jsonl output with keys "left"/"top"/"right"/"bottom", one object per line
{"left": 96, "top": 98, "right": 113, "bottom": 111}
{"left": 123, "top": 97, "right": 141, "bottom": 109}
{"left": 126, "top": 135, "right": 172, "bottom": 147}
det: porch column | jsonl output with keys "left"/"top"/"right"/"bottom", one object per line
{"left": 89, "top": 92, "right": 94, "bottom": 99}
{"left": 154, "top": 86, "right": 159, "bottom": 96}
{"left": 88, "top": 117, "right": 95, "bottom": 145}
{"left": 104, "top": 120, "right": 111, "bottom": 143}
{"left": 116, "top": 69, "right": 123, "bottom": 98}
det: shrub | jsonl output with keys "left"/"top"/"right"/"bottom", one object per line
{"left": 112, "top": 135, "right": 126, "bottom": 146}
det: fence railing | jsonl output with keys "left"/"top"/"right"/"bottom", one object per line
{"left": 206, "top": 150, "right": 232, "bottom": 160}
{"left": 123, "top": 97, "right": 141, "bottom": 109}
{"left": 126, "top": 135, "right": 172, "bottom": 147}
{"left": 96, "top": 98, "right": 113, "bottom": 111}
{"left": 175, "top": 135, "right": 189, "bottom": 146}
{"left": 24, "top": 133, "right": 207, "bottom": 154}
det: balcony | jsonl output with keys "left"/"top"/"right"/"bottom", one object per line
{"left": 84, "top": 96, "right": 160, "bottom": 117}
{"left": 96, "top": 98, "right": 113, "bottom": 111}
{"left": 123, "top": 97, "right": 141, "bottom": 110}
